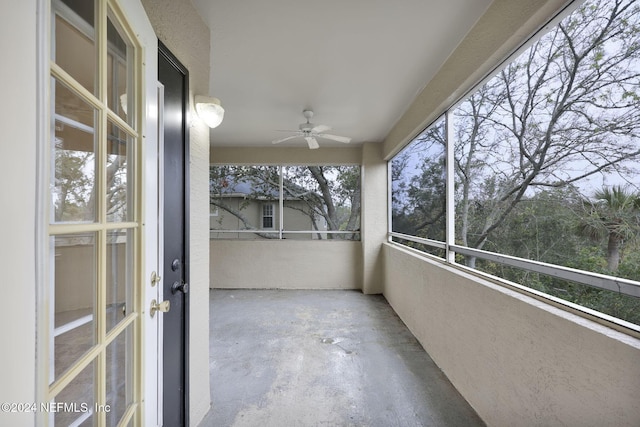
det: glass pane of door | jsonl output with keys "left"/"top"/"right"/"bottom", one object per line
{"left": 52, "top": 233, "right": 97, "bottom": 382}
{"left": 53, "top": 359, "right": 96, "bottom": 426}
{"left": 107, "top": 11, "right": 134, "bottom": 126}
{"left": 53, "top": 0, "right": 97, "bottom": 96}
{"left": 106, "top": 324, "right": 134, "bottom": 425}
{"left": 106, "top": 120, "right": 133, "bottom": 222}
{"left": 52, "top": 78, "right": 97, "bottom": 223}
{"left": 106, "top": 229, "right": 133, "bottom": 333}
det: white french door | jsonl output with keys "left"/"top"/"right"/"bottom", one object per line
{"left": 41, "top": 0, "right": 160, "bottom": 425}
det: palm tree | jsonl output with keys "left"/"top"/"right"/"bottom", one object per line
{"left": 577, "top": 186, "right": 640, "bottom": 271}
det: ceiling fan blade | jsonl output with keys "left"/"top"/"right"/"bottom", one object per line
{"left": 272, "top": 135, "right": 299, "bottom": 144}
{"left": 305, "top": 136, "right": 320, "bottom": 150}
{"left": 317, "top": 133, "right": 351, "bottom": 143}
{"left": 311, "top": 124, "right": 331, "bottom": 133}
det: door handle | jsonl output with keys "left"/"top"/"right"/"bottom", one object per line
{"left": 150, "top": 299, "right": 170, "bottom": 317}
{"left": 171, "top": 281, "right": 189, "bottom": 294}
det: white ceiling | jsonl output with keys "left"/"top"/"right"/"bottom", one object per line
{"left": 191, "top": 0, "right": 493, "bottom": 148}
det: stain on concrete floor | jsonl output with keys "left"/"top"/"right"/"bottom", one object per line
{"left": 198, "top": 289, "right": 485, "bottom": 427}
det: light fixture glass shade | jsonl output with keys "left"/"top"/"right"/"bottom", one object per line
{"left": 119, "top": 93, "right": 128, "bottom": 115}
{"left": 195, "top": 96, "right": 225, "bottom": 128}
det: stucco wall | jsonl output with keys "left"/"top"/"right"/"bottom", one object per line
{"left": 211, "top": 240, "right": 362, "bottom": 289}
{"left": 0, "top": 1, "right": 37, "bottom": 426}
{"left": 140, "top": 0, "right": 210, "bottom": 96}
{"left": 187, "top": 99, "right": 212, "bottom": 427}
{"left": 210, "top": 145, "right": 386, "bottom": 291}
{"left": 361, "top": 142, "right": 387, "bottom": 294}
{"left": 141, "top": 0, "right": 212, "bottom": 424}
{"left": 383, "top": 243, "right": 640, "bottom": 426}
{"left": 211, "top": 146, "right": 362, "bottom": 165}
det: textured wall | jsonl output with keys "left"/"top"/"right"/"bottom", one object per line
{"left": 140, "top": 0, "right": 212, "bottom": 424}
{"left": 383, "top": 243, "right": 640, "bottom": 426}
{"left": 188, "top": 106, "right": 212, "bottom": 425}
{"left": 361, "top": 143, "right": 387, "bottom": 294}
{"left": 0, "top": 1, "right": 37, "bottom": 426}
{"left": 210, "top": 144, "right": 386, "bottom": 293}
{"left": 211, "top": 146, "right": 362, "bottom": 165}
{"left": 141, "top": 0, "right": 210, "bottom": 94}
{"left": 211, "top": 240, "right": 362, "bottom": 290}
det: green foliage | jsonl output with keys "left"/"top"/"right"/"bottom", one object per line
{"left": 53, "top": 148, "right": 95, "bottom": 221}
{"left": 209, "top": 165, "right": 361, "bottom": 239}
{"left": 391, "top": 120, "right": 446, "bottom": 241}
{"left": 391, "top": 0, "right": 640, "bottom": 325}
{"left": 577, "top": 186, "right": 640, "bottom": 271}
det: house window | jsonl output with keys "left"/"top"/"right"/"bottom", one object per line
{"left": 262, "top": 203, "right": 275, "bottom": 229}
{"left": 210, "top": 165, "right": 361, "bottom": 240}
{"left": 389, "top": 0, "right": 640, "bottom": 330}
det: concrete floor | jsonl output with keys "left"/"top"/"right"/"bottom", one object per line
{"left": 199, "top": 289, "right": 485, "bottom": 427}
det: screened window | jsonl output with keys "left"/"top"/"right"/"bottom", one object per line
{"left": 391, "top": 117, "right": 446, "bottom": 257}
{"left": 210, "top": 165, "right": 361, "bottom": 240}
{"left": 389, "top": 0, "right": 640, "bottom": 328}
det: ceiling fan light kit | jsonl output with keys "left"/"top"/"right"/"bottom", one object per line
{"left": 272, "top": 109, "right": 352, "bottom": 149}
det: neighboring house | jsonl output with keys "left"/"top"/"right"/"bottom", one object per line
{"left": 210, "top": 178, "right": 328, "bottom": 240}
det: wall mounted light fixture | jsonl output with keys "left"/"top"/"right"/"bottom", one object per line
{"left": 120, "top": 93, "right": 128, "bottom": 115}
{"left": 195, "top": 96, "right": 225, "bottom": 128}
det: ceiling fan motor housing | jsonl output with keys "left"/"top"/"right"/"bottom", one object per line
{"left": 271, "top": 108, "right": 351, "bottom": 149}
{"left": 300, "top": 109, "right": 315, "bottom": 133}
{"left": 299, "top": 122, "right": 314, "bottom": 133}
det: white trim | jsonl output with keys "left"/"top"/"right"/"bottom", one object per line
{"left": 115, "top": 1, "right": 161, "bottom": 425}
{"left": 156, "top": 81, "right": 166, "bottom": 427}
{"left": 445, "top": 110, "right": 455, "bottom": 263}
{"left": 279, "top": 165, "right": 284, "bottom": 239}
{"left": 261, "top": 202, "right": 275, "bottom": 230}
{"left": 36, "top": 0, "right": 52, "bottom": 417}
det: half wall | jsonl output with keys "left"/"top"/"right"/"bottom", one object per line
{"left": 383, "top": 242, "right": 640, "bottom": 426}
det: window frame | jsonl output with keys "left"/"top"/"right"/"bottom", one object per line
{"left": 387, "top": 0, "right": 640, "bottom": 335}
{"left": 261, "top": 203, "right": 275, "bottom": 230}
{"left": 209, "top": 164, "right": 362, "bottom": 240}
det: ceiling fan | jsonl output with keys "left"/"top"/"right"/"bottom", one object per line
{"left": 272, "top": 109, "right": 352, "bottom": 150}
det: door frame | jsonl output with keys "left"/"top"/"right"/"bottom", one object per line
{"left": 118, "top": 2, "right": 163, "bottom": 425}
{"left": 158, "top": 40, "right": 191, "bottom": 427}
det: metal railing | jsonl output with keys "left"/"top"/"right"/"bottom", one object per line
{"left": 389, "top": 232, "right": 640, "bottom": 299}
{"left": 210, "top": 229, "right": 361, "bottom": 240}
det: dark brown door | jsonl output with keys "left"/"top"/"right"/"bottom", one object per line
{"left": 159, "top": 41, "right": 189, "bottom": 427}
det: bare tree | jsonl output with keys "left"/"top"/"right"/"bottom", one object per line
{"left": 453, "top": 0, "right": 640, "bottom": 265}
{"left": 210, "top": 165, "right": 361, "bottom": 239}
